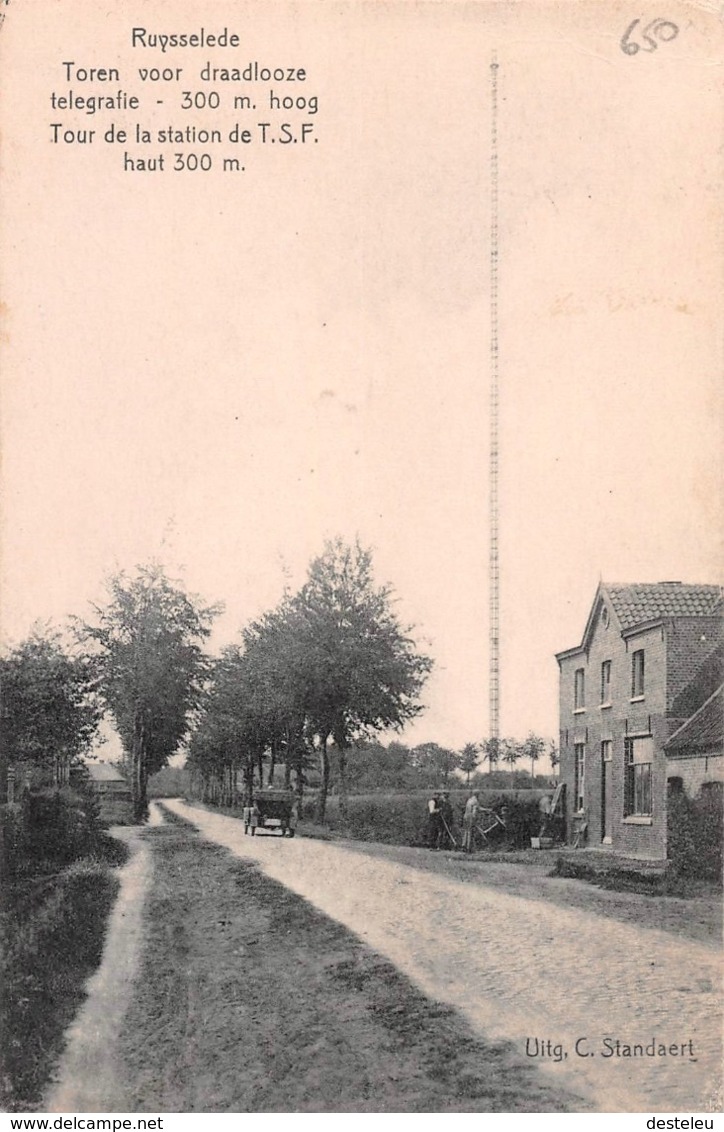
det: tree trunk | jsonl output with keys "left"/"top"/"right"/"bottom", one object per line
{"left": 316, "top": 736, "right": 330, "bottom": 823}
{"left": 140, "top": 761, "right": 149, "bottom": 820}
{"left": 131, "top": 710, "right": 145, "bottom": 822}
{"left": 244, "top": 760, "right": 254, "bottom": 803}
{"left": 338, "top": 743, "right": 349, "bottom": 823}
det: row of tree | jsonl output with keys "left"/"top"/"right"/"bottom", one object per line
{"left": 2, "top": 540, "right": 433, "bottom": 822}
{"left": 187, "top": 539, "right": 432, "bottom": 821}
{"left": 0, "top": 565, "right": 218, "bottom": 821}
{"left": 1, "top": 540, "right": 559, "bottom": 826}
{"left": 308, "top": 737, "right": 557, "bottom": 795}
{"left": 459, "top": 735, "right": 560, "bottom": 783}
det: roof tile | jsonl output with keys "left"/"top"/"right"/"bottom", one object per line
{"left": 606, "top": 583, "right": 722, "bottom": 629}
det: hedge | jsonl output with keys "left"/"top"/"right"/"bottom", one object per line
{"left": 300, "top": 790, "right": 551, "bottom": 849}
{"left": 0, "top": 787, "right": 128, "bottom": 1109}
{"left": 667, "top": 788, "right": 723, "bottom": 881}
{"left": 1, "top": 860, "right": 120, "bottom": 1109}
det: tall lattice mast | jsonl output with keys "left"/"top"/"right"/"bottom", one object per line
{"left": 489, "top": 55, "right": 500, "bottom": 750}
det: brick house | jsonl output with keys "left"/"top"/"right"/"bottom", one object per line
{"left": 555, "top": 582, "right": 722, "bottom": 863}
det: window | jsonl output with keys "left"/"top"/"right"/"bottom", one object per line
{"left": 601, "top": 739, "right": 612, "bottom": 762}
{"left": 624, "top": 736, "right": 653, "bottom": 816}
{"left": 574, "top": 668, "right": 585, "bottom": 711}
{"left": 631, "top": 649, "right": 645, "bottom": 698}
{"left": 600, "top": 660, "right": 612, "bottom": 704}
{"left": 574, "top": 743, "right": 586, "bottom": 812}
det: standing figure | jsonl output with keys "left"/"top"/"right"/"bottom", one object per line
{"left": 462, "top": 791, "right": 480, "bottom": 853}
{"left": 437, "top": 790, "right": 455, "bottom": 849}
{"left": 249, "top": 801, "right": 260, "bottom": 836}
{"left": 426, "top": 792, "right": 441, "bottom": 849}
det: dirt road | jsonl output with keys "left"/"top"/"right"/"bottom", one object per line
{"left": 166, "top": 799, "right": 722, "bottom": 1113}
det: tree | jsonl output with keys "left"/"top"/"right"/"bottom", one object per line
{"left": 292, "top": 539, "right": 433, "bottom": 821}
{"left": 480, "top": 737, "right": 500, "bottom": 774}
{"left": 412, "top": 742, "right": 460, "bottom": 787}
{"left": 459, "top": 742, "right": 480, "bottom": 786}
{"left": 240, "top": 599, "right": 311, "bottom": 796}
{"left": 548, "top": 739, "right": 560, "bottom": 772}
{"left": 80, "top": 565, "right": 220, "bottom": 820}
{"left": 0, "top": 627, "right": 101, "bottom": 796}
{"left": 334, "top": 739, "right": 416, "bottom": 793}
{"left": 186, "top": 647, "right": 258, "bottom": 805}
{"left": 522, "top": 732, "right": 546, "bottom": 780}
{"left": 500, "top": 737, "right": 522, "bottom": 773}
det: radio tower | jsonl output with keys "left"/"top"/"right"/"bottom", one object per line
{"left": 489, "top": 55, "right": 500, "bottom": 754}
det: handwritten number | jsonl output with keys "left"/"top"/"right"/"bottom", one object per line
{"left": 621, "top": 20, "right": 642, "bottom": 53}
{"left": 621, "top": 17, "right": 679, "bottom": 56}
{"left": 653, "top": 19, "right": 679, "bottom": 42}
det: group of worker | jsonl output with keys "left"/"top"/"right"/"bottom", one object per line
{"left": 426, "top": 790, "right": 483, "bottom": 853}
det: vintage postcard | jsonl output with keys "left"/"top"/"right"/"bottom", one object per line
{"left": 1, "top": 0, "right": 722, "bottom": 1121}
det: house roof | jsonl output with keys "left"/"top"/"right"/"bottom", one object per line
{"left": 606, "top": 583, "right": 722, "bottom": 630}
{"left": 557, "top": 581, "right": 723, "bottom": 660}
{"left": 665, "top": 685, "right": 724, "bottom": 755}
{"left": 670, "top": 643, "right": 724, "bottom": 719}
{"left": 86, "top": 761, "right": 127, "bottom": 783}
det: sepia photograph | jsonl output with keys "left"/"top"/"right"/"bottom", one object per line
{"left": 1, "top": 0, "right": 722, "bottom": 1120}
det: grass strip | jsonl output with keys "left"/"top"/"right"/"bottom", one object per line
{"left": 1, "top": 860, "right": 121, "bottom": 1110}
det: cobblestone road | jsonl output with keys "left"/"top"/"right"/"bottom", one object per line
{"left": 167, "top": 800, "right": 721, "bottom": 1113}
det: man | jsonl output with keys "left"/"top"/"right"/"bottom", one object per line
{"left": 437, "top": 790, "right": 455, "bottom": 849}
{"left": 426, "top": 792, "right": 441, "bottom": 849}
{"left": 462, "top": 791, "right": 480, "bottom": 853}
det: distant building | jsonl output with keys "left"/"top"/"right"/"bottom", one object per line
{"left": 85, "top": 761, "right": 134, "bottom": 824}
{"left": 556, "top": 582, "right": 723, "bottom": 863}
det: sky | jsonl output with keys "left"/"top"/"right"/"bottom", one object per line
{"left": 1, "top": 1, "right": 722, "bottom": 756}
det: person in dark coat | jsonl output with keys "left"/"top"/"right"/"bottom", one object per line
{"left": 437, "top": 790, "right": 455, "bottom": 849}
